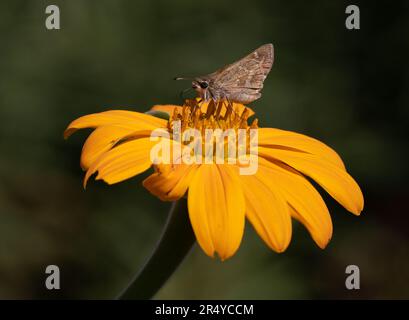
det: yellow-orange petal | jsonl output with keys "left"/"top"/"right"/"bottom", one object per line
{"left": 81, "top": 126, "right": 152, "bottom": 170}
{"left": 64, "top": 110, "right": 167, "bottom": 139}
{"left": 151, "top": 101, "right": 255, "bottom": 117}
{"left": 259, "top": 147, "right": 364, "bottom": 215}
{"left": 83, "top": 137, "right": 158, "bottom": 187}
{"left": 188, "top": 164, "right": 245, "bottom": 260}
{"left": 258, "top": 158, "right": 333, "bottom": 248}
{"left": 258, "top": 128, "right": 345, "bottom": 169}
{"left": 240, "top": 173, "right": 292, "bottom": 252}
{"left": 143, "top": 164, "right": 199, "bottom": 201}
{"left": 180, "top": 98, "right": 255, "bottom": 117}
{"left": 150, "top": 105, "right": 183, "bottom": 115}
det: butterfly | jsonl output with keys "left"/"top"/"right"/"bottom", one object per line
{"left": 176, "top": 43, "right": 274, "bottom": 104}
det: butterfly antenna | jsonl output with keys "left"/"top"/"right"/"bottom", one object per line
{"left": 174, "top": 77, "right": 193, "bottom": 81}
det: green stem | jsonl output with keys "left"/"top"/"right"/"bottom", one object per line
{"left": 118, "top": 198, "right": 195, "bottom": 299}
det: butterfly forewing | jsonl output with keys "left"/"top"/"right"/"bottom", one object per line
{"left": 203, "top": 44, "right": 274, "bottom": 104}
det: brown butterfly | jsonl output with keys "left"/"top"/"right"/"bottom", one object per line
{"left": 176, "top": 43, "right": 274, "bottom": 104}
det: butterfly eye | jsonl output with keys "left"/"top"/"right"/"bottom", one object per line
{"left": 200, "top": 82, "right": 209, "bottom": 89}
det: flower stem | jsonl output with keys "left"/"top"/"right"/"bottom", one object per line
{"left": 117, "top": 198, "right": 195, "bottom": 299}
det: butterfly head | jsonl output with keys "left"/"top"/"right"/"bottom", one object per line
{"left": 192, "top": 78, "right": 210, "bottom": 99}
{"left": 174, "top": 76, "right": 212, "bottom": 101}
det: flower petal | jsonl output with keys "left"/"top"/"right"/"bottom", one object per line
{"left": 259, "top": 147, "right": 364, "bottom": 215}
{"left": 80, "top": 126, "right": 152, "bottom": 170}
{"left": 240, "top": 172, "right": 292, "bottom": 252}
{"left": 258, "top": 158, "right": 333, "bottom": 248}
{"left": 64, "top": 110, "right": 167, "bottom": 139}
{"left": 150, "top": 105, "right": 183, "bottom": 115}
{"left": 182, "top": 99, "right": 255, "bottom": 117}
{"left": 143, "top": 164, "right": 199, "bottom": 201}
{"left": 188, "top": 165, "right": 245, "bottom": 260}
{"left": 84, "top": 137, "right": 159, "bottom": 187}
{"left": 258, "top": 128, "right": 345, "bottom": 169}
{"left": 151, "top": 101, "right": 255, "bottom": 117}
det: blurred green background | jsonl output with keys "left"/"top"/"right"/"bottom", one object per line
{"left": 1, "top": 0, "right": 408, "bottom": 299}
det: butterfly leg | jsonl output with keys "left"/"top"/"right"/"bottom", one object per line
{"left": 208, "top": 89, "right": 222, "bottom": 126}
{"left": 192, "top": 98, "right": 203, "bottom": 117}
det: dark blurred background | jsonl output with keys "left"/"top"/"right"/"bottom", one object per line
{"left": 0, "top": 0, "right": 408, "bottom": 299}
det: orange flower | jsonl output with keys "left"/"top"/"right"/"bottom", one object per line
{"left": 64, "top": 100, "right": 363, "bottom": 260}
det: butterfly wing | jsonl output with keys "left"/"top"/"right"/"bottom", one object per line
{"left": 205, "top": 44, "right": 274, "bottom": 103}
